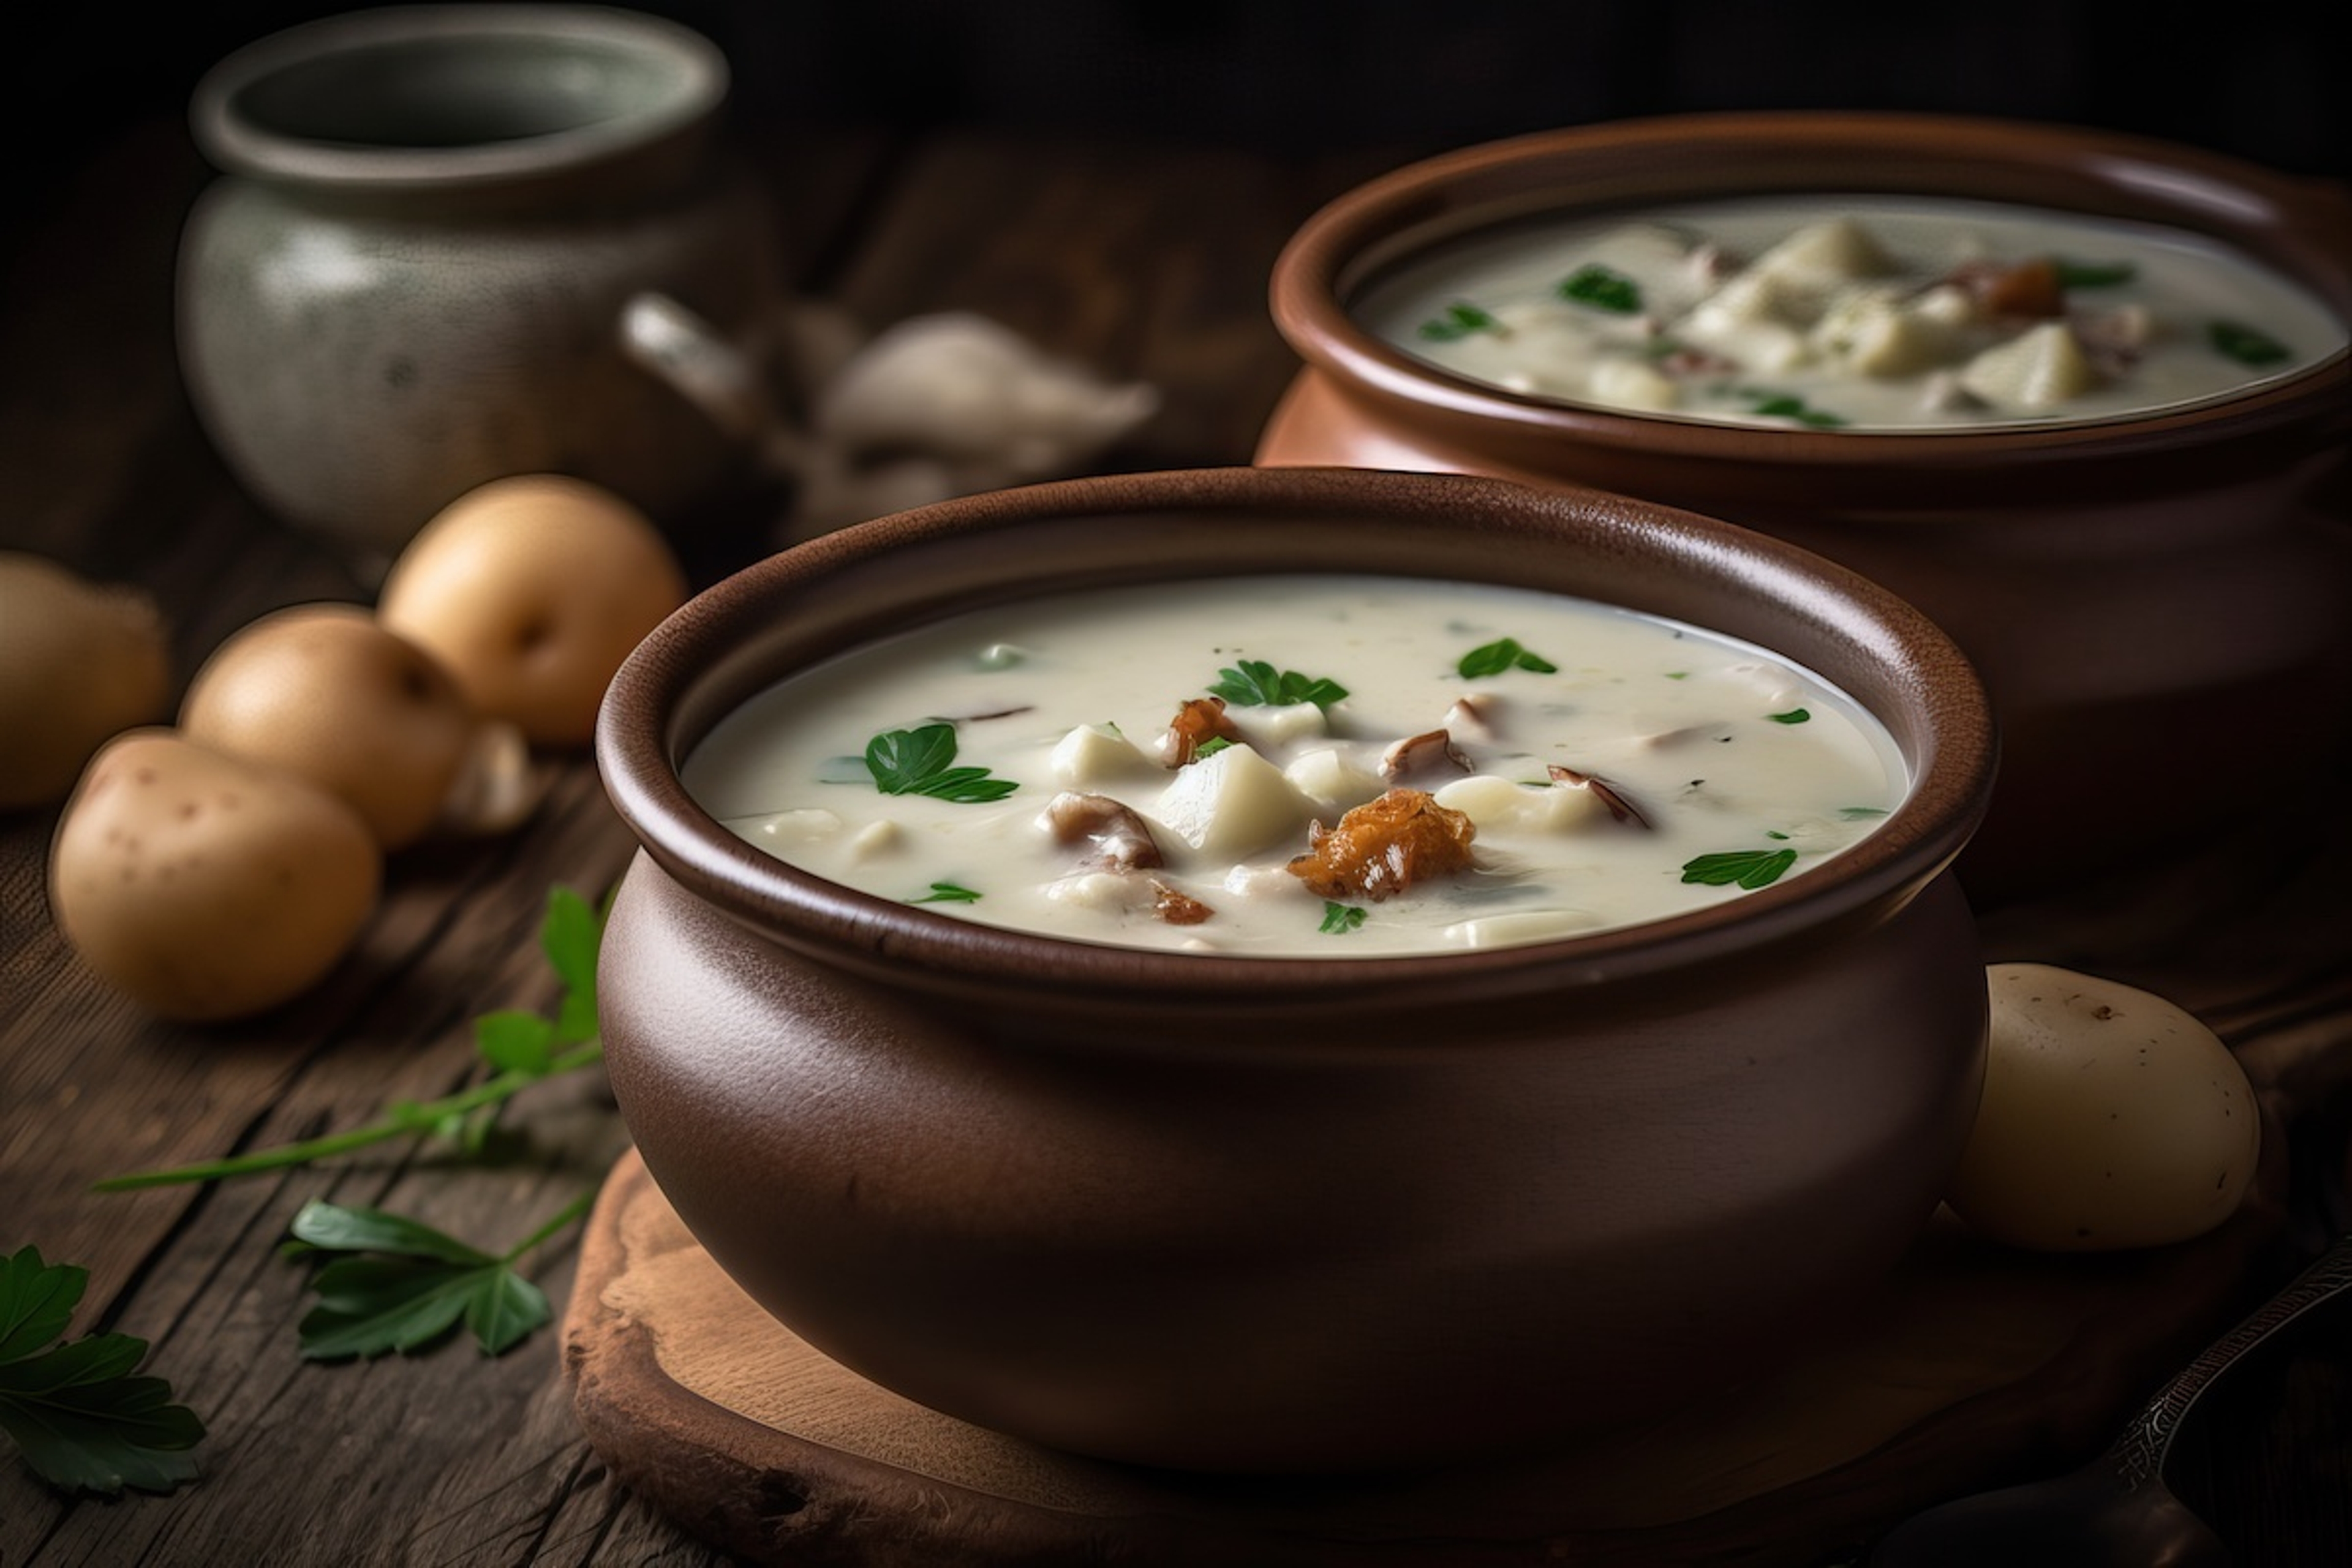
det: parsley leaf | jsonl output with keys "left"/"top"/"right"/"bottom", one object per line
{"left": 1319, "top": 902, "right": 1369, "bottom": 935}
{"left": 908, "top": 881, "right": 982, "bottom": 905}
{"left": 1208, "top": 659, "right": 1349, "bottom": 712}
{"left": 1742, "top": 390, "right": 1847, "bottom": 428}
{"left": 2208, "top": 320, "right": 2291, "bottom": 368}
{"left": 2054, "top": 257, "right": 2136, "bottom": 289}
{"left": 1559, "top": 263, "right": 1643, "bottom": 314}
{"left": 864, "top": 723, "right": 1019, "bottom": 802}
{"left": 1765, "top": 708, "right": 1811, "bottom": 725}
{"left": 1419, "top": 301, "right": 1502, "bottom": 341}
{"left": 1457, "top": 637, "right": 1559, "bottom": 679}
{"left": 1680, "top": 848, "right": 1800, "bottom": 889}
{"left": 284, "top": 1196, "right": 589, "bottom": 1361}
{"left": 0, "top": 1246, "right": 205, "bottom": 1495}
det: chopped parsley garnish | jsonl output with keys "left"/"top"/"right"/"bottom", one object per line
{"left": 864, "top": 723, "right": 1019, "bottom": 802}
{"left": 1681, "top": 848, "right": 1800, "bottom": 889}
{"left": 0, "top": 1246, "right": 205, "bottom": 1494}
{"left": 1208, "top": 659, "right": 1349, "bottom": 712}
{"left": 1559, "top": 263, "right": 1643, "bottom": 314}
{"left": 1419, "top": 301, "right": 1502, "bottom": 341}
{"left": 1193, "top": 736, "right": 1233, "bottom": 760}
{"left": 281, "top": 1197, "right": 587, "bottom": 1362}
{"left": 2054, "top": 258, "right": 2136, "bottom": 289}
{"left": 1457, "top": 637, "right": 1559, "bottom": 679}
{"left": 1741, "top": 390, "right": 1847, "bottom": 429}
{"left": 1765, "top": 708, "right": 1811, "bottom": 725}
{"left": 2208, "top": 320, "right": 2291, "bottom": 367}
{"left": 908, "top": 881, "right": 982, "bottom": 905}
{"left": 1319, "top": 902, "right": 1369, "bottom": 935}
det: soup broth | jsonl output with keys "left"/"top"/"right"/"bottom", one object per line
{"left": 685, "top": 574, "right": 1906, "bottom": 957}
{"left": 1355, "top": 194, "right": 2344, "bottom": 431}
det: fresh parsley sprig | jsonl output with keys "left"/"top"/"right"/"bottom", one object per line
{"left": 281, "top": 1195, "right": 591, "bottom": 1361}
{"left": 1457, "top": 638, "right": 1559, "bottom": 679}
{"left": 96, "top": 886, "right": 609, "bottom": 1191}
{"left": 864, "top": 723, "right": 1019, "bottom": 802}
{"left": 1559, "top": 263, "right": 1643, "bottom": 314}
{"left": 0, "top": 1246, "right": 205, "bottom": 1495}
{"left": 1681, "top": 848, "right": 1800, "bottom": 889}
{"left": 1419, "top": 301, "right": 1502, "bottom": 342}
{"left": 1208, "top": 659, "right": 1349, "bottom": 712}
{"left": 1319, "top": 902, "right": 1368, "bottom": 935}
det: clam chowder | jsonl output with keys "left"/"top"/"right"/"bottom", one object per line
{"left": 1355, "top": 195, "right": 2343, "bottom": 430}
{"left": 684, "top": 575, "right": 1905, "bottom": 957}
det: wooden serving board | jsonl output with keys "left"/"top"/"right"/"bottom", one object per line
{"left": 564, "top": 1130, "right": 2298, "bottom": 1567}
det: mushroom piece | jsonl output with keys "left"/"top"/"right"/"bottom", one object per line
{"left": 1038, "top": 791, "right": 1164, "bottom": 872}
{"left": 1158, "top": 696, "right": 1242, "bottom": 767}
{"left": 1545, "top": 764, "right": 1651, "bottom": 827}
{"left": 1381, "top": 728, "right": 1473, "bottom": 786}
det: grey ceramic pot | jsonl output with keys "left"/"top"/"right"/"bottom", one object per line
{"left": 592, "top": 466, "right": 1997, "bottom": 1473}
{"left": 1260, "top": 111, "right": 2352, "bottom": 903}
{"left": 178, "top": 4, "right": 782, "bottom": 564}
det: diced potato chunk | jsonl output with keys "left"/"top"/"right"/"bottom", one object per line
{"left": 1152, "top": 744, "right": 1317, "bottom": 859}
{"left": 1752, "top": 217, "right": 1894, "bottom": 287}
{"left": 750, "top": 808, "right": 844, "bottom": 847}
{"left": 1958, "top": 322, "right": 2103, "bottom": 410}
{"left": 1588, "top": 358, "right": 1681, "bottom": 411}
{"left": 1812, "top": 287, "right": 1964, "bottom": 378}
{"left": 1284, "top": 747, "right": 1385, "bottom": 816}
{"left": 1442, "top": 908, "right": 1605, "bottom": 948}
{"left": 1243, "top": 701, "right": 1330, "bottom": 748}
{"left": 1433, "top": 774, "right": 1611, "bottom": 834}
{"left": 1050, "top": 722, "right": 1154, "bottom": 788}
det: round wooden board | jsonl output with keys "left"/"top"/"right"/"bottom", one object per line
{"left": 564, "top": 1126, "right": 2295, "bottom": 1567}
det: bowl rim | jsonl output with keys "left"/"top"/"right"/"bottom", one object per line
{"left": 595, "top": 466, "right": 1996, "bottom": 1020}
{"left": 1268, "top": 108, "right": 2352, "bottom": 470}
{"left": 189, "top": 2, "right": 728, "bottom": 192}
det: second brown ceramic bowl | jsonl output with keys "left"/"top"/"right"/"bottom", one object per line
{"left": 593, "top": 466, "right": 1995, "bottom": 1473}
{"left": 1261, "top": 111, "right": 2352, "bottom": 902}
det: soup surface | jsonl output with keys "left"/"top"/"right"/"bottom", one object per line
{"left": 685, "top": 575, "right": 1905, "bottom": 956}
{"left": 1354, "top": 194, "right": 2344, "bottom": 431}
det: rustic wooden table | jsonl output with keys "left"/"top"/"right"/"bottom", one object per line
{"left": 4, "top": 110, "right": 2348, "bottom": 1566}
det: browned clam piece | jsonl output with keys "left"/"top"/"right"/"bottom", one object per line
{"left": 1262, "top": 111, "right": 2352, "bottom": 901}
{"left": 592, "top": 466, "right": 1996, "bottom": 1473}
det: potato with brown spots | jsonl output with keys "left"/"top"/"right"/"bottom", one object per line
{"left": 48, "top": 729, "right": 381, "bottom": 1021}
{"left": 377, "top": 475, "right": 687, "bottom": 747}
{"left": 0, "top": 552, "right": 172, "bottom": 809}
{"left": 1945, "top": 962, "right": 2261, "bottom": 1251}
{"left": 178, "top": 602, "right": 494, "bottom": 851}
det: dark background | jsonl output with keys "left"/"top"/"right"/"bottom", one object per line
{"left": 19, "top": 1, "right": 2348, "bottom": 184}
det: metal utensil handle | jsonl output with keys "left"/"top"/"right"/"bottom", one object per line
{"left": 2114, "top": 1232, "right": 2352, "bottom": 1486}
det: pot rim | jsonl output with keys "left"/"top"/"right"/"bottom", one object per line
{"left": 595, "top": 467, "right": 1996, "bottom": 1019}
{"left": 1268, "top": 109, "right": 2352, "bottom": 473}
{"left": 189, "top": 2, "right": 727, "bottom": 192}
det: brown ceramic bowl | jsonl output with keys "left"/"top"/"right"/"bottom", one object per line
{"left": 1261, "top": 111, "right": 2352, "bottom": 902}
{"left": 593, "top": 466, "right": 1995, "bottom": 1473}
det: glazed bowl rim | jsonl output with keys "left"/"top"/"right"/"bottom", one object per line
{"left": 189, "top": 2, "right": 728, "bottom": 190}
{"left": 595, "top": 466, "right": 1996, "bottom": 1017}
{"left": 1269, "top": 108, "right": 2352, "bottom": 467}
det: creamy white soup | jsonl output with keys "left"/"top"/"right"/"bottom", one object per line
{"left": 684, "top": 575, "right": 1907, "bottom": 957}
{"left": 1354, "top": 195, "right": 2345, "bottom": 431}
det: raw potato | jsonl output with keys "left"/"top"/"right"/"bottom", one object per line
{"left": 49, "top": 729, "right": 382, "bottom": 1021}
{"left": 1945, "top": 962, "right": 2261, "bottom": 1252}
{"left": 377, "top": 475, "right": 687, "bottom": 747}
{"left": 179, "top": 602, "right": 478, "bottom": 851}
{"left": 0, "top": 552, "right": 171, "bottom": 809}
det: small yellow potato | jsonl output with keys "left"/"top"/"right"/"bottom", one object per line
{"left": 179, "top": 603, "right": 477, "bottom": 851}
{"left": 377, "top": 475, "right": 687, "bottom": 747}
{"left": 49, "top": 730, "right": 382, "bottom": 1021}
{"left": 0, "top": 552, "right": 171, "bottom": 809}
{"left": 1945, "top": 962, "right": 2261, "bottom": 1252}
